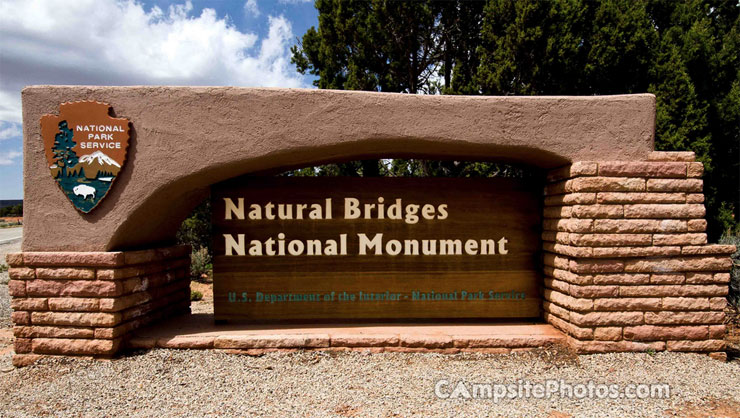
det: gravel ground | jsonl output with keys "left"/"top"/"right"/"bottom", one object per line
{"left": 1, "top": 240, "right": 21, "bottom": 372}
{"left": 0, "top": 240, "right": 21, "bottom": 328}
{"left": 0, "top": 348, "right": 738, "bottom": 417}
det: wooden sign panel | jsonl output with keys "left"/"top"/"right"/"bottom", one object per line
{"left": 212, "top": 177, "right": 542, "bottom": 322}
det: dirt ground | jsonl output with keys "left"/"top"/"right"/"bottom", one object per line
{"left": 0, "top": 217, "right": 22, "bottom": 224}
{"left": 666, "top": 399, "right": 740, "bottom": 418}
{"left": 190, "top": 280, "right": 214, "bottom": 314}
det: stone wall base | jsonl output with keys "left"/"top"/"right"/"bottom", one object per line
{"left": 7, "top": 245, "right": 190, "bottom": 365}
{"left": 542, "top": 152, "right": 735, "bottom": 355}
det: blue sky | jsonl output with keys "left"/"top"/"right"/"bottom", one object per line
{"left": 0, "top": 0, "right": 319, "bottom": 199}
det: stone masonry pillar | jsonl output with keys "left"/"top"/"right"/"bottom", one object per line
{"left": 6, "top": 245, "right": 190, "bottom": 366}
{"left": 542, "top": 151, "right": 735, "bottom": 359}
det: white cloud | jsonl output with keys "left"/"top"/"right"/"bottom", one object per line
{"left": 0, "top": 0, "right": 306, "bottom": 124}
{"left": 0, "top": 150, "right": 22, "bottom": 166}
{"left": 244, "top": 0, "right": 260, "bottom": 17}
{"left": 0, "top": 122, "right": 22, "bottom": 140}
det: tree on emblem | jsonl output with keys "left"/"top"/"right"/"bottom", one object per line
{"left": 52, "top": 120, "right": 78, "bottom": 178}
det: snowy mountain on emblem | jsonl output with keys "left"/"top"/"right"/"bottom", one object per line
{"left": 79, "top": 151, "right": 121, "bottom": 168}
{"left": 68, "top": 151, "right": 122, "bottom": 179}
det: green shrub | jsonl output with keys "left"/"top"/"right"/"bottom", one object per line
{"left": 176, "top": 199, "right": 211, "bottom": 255}
{"left": 0, "top": 203, "right": 22, "bottom": 217}
{"left": 190, "top": 247, "right": 212, "bottom": 281}
{"left": 190, "top": 290, "right": 203, "bottom": 301}
{"left": 720, "top": 232, "right": 740, "bottom": 309}
{"left": 0, "top": 263, "right": 7, "bottom": 273}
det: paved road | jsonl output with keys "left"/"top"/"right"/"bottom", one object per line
{"left": 0, "top": 227, "right": 22, "bottom": 245}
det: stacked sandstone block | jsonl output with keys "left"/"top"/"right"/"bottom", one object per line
{"left": 542, "top": 151, "right": 735, "bottom": 359}
{"left": 7, "top": 245, "right": 190, "bottom": 366}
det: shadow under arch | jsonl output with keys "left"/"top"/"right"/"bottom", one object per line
{"left": 108, "top": 137, "right": 568, "bottom": 251}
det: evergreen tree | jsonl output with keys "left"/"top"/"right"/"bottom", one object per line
{"left": 52, "top": 121, "right": 78, "bottom": 178}
{"left": 476, "top": 0, "right": 656, "bottom": 95}
{"left": 438, "top": 1, "right": 485, "bottom": 95}
{"left": 646, "top": 0, "right": 739, "bottom": 237}
{"left": 475, "top": 0, "right": 738, "bottom": 238}
{"left": 292, "top": 0, "right": 443, "bottom": 94}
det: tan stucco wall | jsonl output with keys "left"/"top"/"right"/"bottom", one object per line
{"left": 22, "top": 86, "right": 655, "bottom": 251}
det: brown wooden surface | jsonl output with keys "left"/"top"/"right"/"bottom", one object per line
{"left": 212, "top": 176, "right": 542, "bottom": 322}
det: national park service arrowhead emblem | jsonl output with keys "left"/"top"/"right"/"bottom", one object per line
{"left": 41, "top": 101, "right": 130, "bottom": 213}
